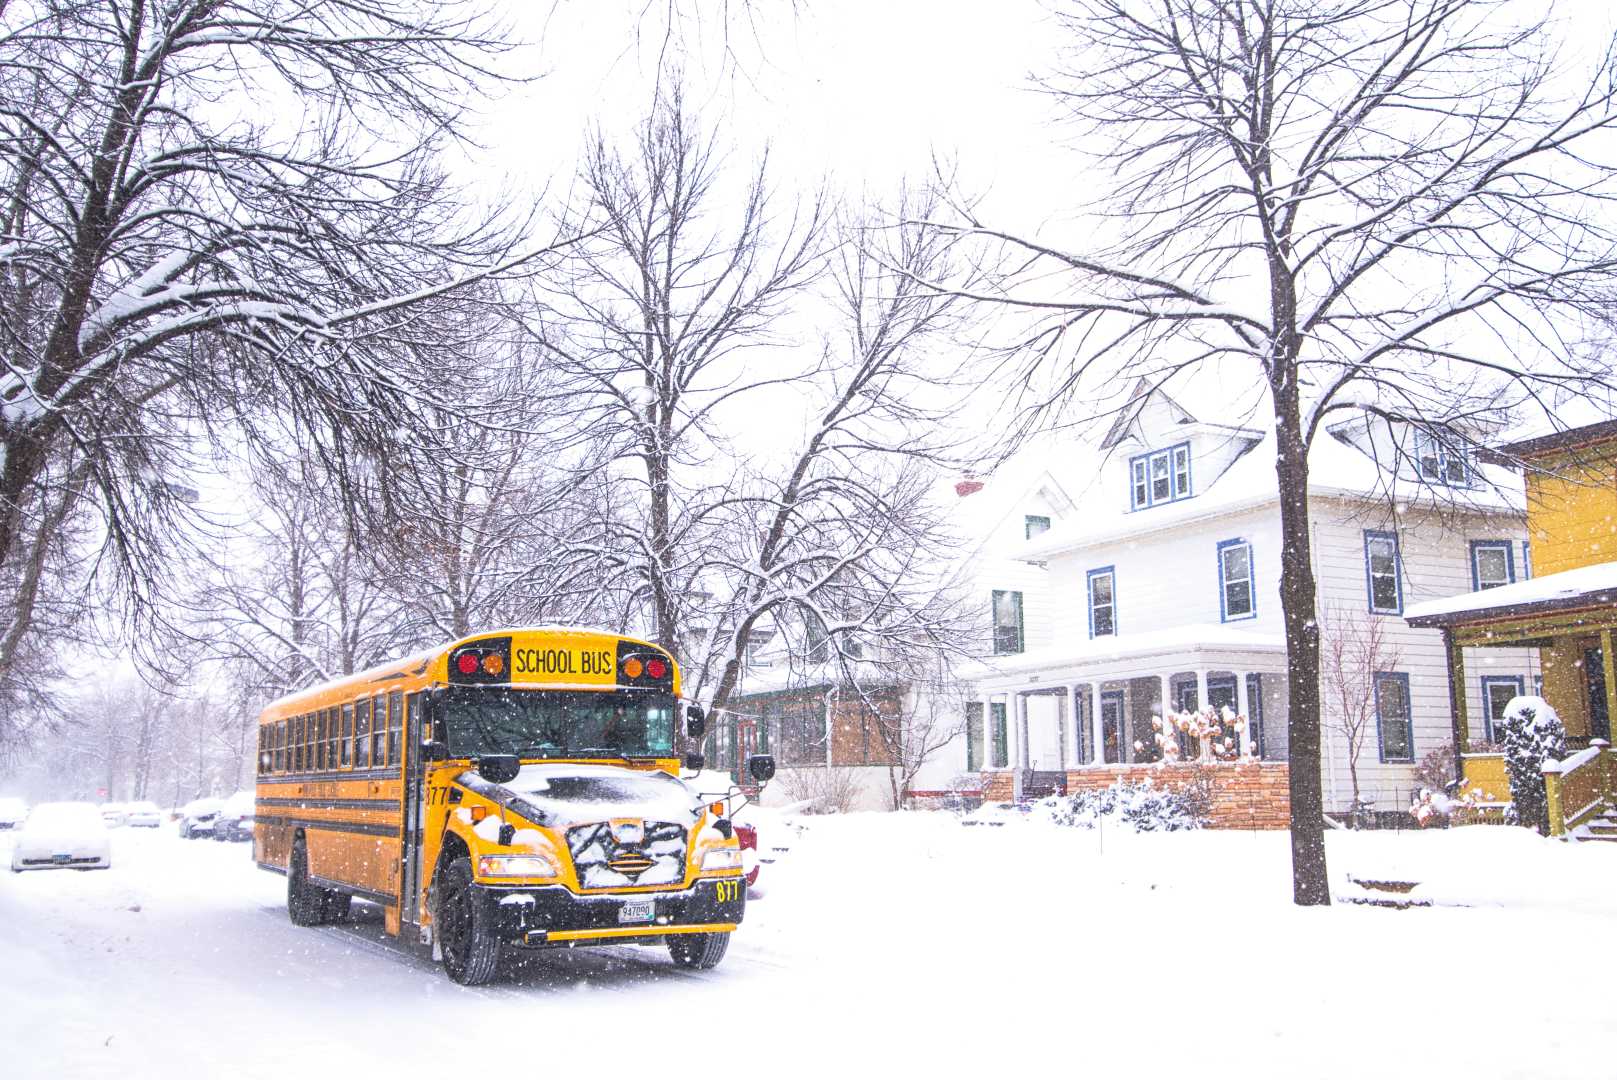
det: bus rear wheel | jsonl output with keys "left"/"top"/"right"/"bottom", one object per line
{"left": 668, "top": 931, "right": 730, "bottom": 970}
{"left": 288, "top": 839, "right": 329, "bottom": 927}
{"left": 437, "top": 857, "right": 501, "bottom": 986}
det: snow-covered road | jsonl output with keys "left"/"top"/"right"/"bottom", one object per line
{"left": 3, "top": 816, "right": 1613, "bottom": 1079}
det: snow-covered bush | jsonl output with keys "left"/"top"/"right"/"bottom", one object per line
{"left": 1037, "top": 777, "right": 1205, "bottom": 832}
{"left": 1499, "top": 696, "right": 1566, "bottom": 834}
{"left": 1409, "top": 784, "right": 1493, "bottom": 828}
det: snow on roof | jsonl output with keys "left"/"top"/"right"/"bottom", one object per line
{"left": 960, "top": 623, "right": 1285, "bottom": 681}
{"left": 1025, "top": 420, "right": 1522, "bottom": 559}
{"left": 1405, "top": 560, "right": 1617, "bottom": 624}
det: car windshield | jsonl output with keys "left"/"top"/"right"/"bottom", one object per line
{"left": 442, "top": 687, "right": 677, "bottom": 759}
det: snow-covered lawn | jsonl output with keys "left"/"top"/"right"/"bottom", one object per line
{"left": 2, "top": 817, "right": 1613, "bottom": 1079}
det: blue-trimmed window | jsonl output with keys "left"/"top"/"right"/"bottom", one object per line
{"left": 1413, "top": 430, "right": 1471, "bottom": 487}
{"left": 991, "top": 590, "right": 1024, "bottom": 655}
{"left": 1217, "top": 538, "right": 1255, "bottom": 621}
{"left": 1087, "top": 566, "right": 1117, "bottom": 638}
{"left": 1523, "top": 540, "right": 1532, "bottom": 580}
{"left": 1481, "top": 676, "right": 1525, "bottom": 743}
{"left": 989, "top": 702, "right": 1008, "bottom": 768}
{"left": 1129, "top": 442, "right": 1191, "bottom": 509}
{"left": 1374, "top": 671, "right": 1414, "bottom": 762}
{"left": 1469, "top": 540, "right": 1515, "bottom": 591}
{"left": 1364, "top": 530, "right": 1403, "bottom": 614}
{"left": 1024, "top": 515, "right": 1051, "bottom": 540}
{"left": 1246, "top": 673, "right": 1267, "bottom": 759}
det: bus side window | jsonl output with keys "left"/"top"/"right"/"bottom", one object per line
{"left": 340, "top": 702, "right": 354, "bottom": 769}
{"left": 292, "top": 715, "right": 303, "bottom": 773}
{"left": 387, "top": 691, "right": 403, "bottom": 767}
{"left": 300, "top": 714, "right": 311, "bottom": 773}
{"left": 326, "top": 707, "right": 339, "bottom": 771}
{"left": 371, "top": 701, "right": 388, "bottom": 766}
{"left": 274, "top": 721, "right": 284, "bottom": 774}
{"left": 354, "top": 698, "right": 370, "bottom": 768}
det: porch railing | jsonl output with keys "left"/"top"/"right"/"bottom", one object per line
{"left": 1544, "top": 739, "right": 1614, "bottom": 837}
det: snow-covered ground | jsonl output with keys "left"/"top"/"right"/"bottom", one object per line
{"left": 3, "top": 817, "right": 1613, "bottom": 1079}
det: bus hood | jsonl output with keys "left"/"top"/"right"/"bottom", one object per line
{"left": 479, "top": 762, "right": 702, "bottom": 831}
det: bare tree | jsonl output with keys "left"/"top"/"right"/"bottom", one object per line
{"left": 1321, "top": 605, "right": 1402, "bottom": 824}
{"left": 869, "top": 661, "right": 971, "bottom": 811}
{"left": 525, "top": 86, "right": 827, "bottom": 655}
{"left": 0, "top": 1, "right": 579, "bottom": 735}
{"left": 916, "top": 0, "right": 1617, "bottom": 903}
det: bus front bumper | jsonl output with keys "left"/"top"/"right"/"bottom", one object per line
{"left": 470, "top": 876, "right": 746, "bottom": 947}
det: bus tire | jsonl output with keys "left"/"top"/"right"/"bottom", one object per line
{"left": 323, "top": 890, "right": 352, "bottom": 923}
{"left": 287, "top": 839, "right": 326, "bottom": 927}
{"left": 437, "top": 857, "right": 501, "bottom": 986}
{"left": 668, "top": 931, "right": 729, "bottom": 970}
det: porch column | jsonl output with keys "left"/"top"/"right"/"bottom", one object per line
{"left": 1156, "top": 674, "right": 1170, "bottom": 763}
{"left": 1093, "top": 682, "right": 1106, "bottom": 766}
{"left": 1236, "top": 671, "right": 1252, "bottom": 757}
{"left": 1602, "top": 630, "right": 1617, "bottom": 739}
{"left": 1017, "top": 690, "right": 1031, "bottom": 770}
{"left": 1443, "top": 629, "right": 1468, "bottom": 784}
{"left": 1060, "top": 684, "right": 1075, "bottom": 769}
{"left": 1001, "top": 693, "right": 1018, "bottom": 772}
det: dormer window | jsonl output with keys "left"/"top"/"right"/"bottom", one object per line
{"left": 1413, "top": 429, "right": 1470, "bottom": 487}
{"left": 1024, "top": 515, "right": 1051, "bottom": 540}
{"left": 1129, "top": 442, "right": 1191, "bottom": 509}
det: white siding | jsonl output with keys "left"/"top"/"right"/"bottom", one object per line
{"left": 1309, "top": 498, "right": 1534, "bottom": 810}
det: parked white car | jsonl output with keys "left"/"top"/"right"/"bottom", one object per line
{"left": 100, "top": 803, "right": 128, "bottom": 828}
{"left": 177, "top": 797, "right": 225, "bottom": 839}
{"left": 0, "top": 796, "right": 26, "bottom": 830}
{"left": 10, "top": 801, "right": 112, "bottom": 872}
{"left": 123, "top": 801, "right": 164, "bottom": 828}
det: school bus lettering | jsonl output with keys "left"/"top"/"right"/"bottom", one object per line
{"left": 513, "top": 647, "right": 613, "bottom": 677}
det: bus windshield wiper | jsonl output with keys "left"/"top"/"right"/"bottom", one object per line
{"left": 571, "top": 748, "right": 631, "bottom": 759}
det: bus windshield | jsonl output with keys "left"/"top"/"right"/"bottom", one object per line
{"left": 441, "top": 688, "right": 677, "bottom": 759}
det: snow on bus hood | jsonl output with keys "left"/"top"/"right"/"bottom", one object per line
{"left": 493, "top": 763, "right": 702, "bottom": 829}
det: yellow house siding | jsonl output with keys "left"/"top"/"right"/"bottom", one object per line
{"left": 1526, "top": 447, "right": 1617, "bottom": 576}
{"left": 1538, "top": 639, "right": 1591, "bottom": 738}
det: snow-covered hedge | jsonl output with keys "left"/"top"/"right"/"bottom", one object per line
{"left": 1499, "top": 695, "right": 1566, "bottom": 834}
{"left": 1036, "top": 777, "right": 1206, "bottom": 832}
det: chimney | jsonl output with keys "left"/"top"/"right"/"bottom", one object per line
{"left": 955, "top": 477, "right": 984, "bottom": 497}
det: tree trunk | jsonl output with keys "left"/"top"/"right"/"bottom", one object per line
{"left": 1274, "top": 385, "right": 1330, "bottom": 905}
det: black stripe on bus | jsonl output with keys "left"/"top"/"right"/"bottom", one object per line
{"left": 256, "top": 814, "right": 401, "bottom": 839}
{"left": 258, "top": 797, "right": 400, "bottom": 811}
{"left": 309, "top": 875, "right": 397, "bottom": 906}
{"left": 256, "top": 769, "right": 400, "bottom": 784}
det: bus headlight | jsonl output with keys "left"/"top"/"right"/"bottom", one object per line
{"left": 477, "top": 854, "right": 560, "bottom": 879}
{"left": 700, "top": 848, "right": 743, "bottom": 871}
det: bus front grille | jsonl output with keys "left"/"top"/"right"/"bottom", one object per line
{"left": 566, "top": 821, "right": 686, "bottom": 889}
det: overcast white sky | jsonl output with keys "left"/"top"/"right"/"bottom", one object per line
{"left": 463, "top": 1, "right": 1073, "bottom": 233}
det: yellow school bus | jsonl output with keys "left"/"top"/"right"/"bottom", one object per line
{"left": 252, "top": 626, "right": 774, "bottom": 985}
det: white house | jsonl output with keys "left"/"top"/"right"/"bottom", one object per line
{"left": 958, "top": 388, "right": 1538, "bottom": 818}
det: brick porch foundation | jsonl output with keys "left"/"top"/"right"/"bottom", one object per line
{"left": 981, "top": 763, "right": 1291, "bottom": 829}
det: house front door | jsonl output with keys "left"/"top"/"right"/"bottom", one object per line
{"left": 1585, "top": 647, "right": 1611, "bottom": 742}
{"left": 1100, "top": 690, "right": 1125, "bottom": 764}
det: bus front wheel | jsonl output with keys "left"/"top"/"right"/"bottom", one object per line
{"left": 668, "top": 931, "right": 730, "bottom": 970}
{"left": 437, "top": 857, "right": 501, "bottom": 986}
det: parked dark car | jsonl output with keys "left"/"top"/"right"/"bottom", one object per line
{"left": 212, "top": 791, "right": 256, "bottom": 842}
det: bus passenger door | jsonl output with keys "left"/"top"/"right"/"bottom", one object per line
{"left": 399, "top": 690, "right": 427, "bottom": 944}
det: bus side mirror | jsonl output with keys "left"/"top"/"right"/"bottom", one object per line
{"left": 477, "top": 754, "right": 520, "bottom": 785}
{"left": 684, "top": 752, "right": 706, "bottom": 773}
{"left": 747, "top": 754, "right": 776, "bottom": 784}
{"left": 684, "top": 705, "right": 707, "bottom": 740}
{"left": 422, "top": 740, "right": 448, "bottom": 763}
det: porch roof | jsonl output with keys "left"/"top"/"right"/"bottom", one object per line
{"left": 1405, "top": 559, "right": 1617, "bottom": 628}
{"left": 963, "top": 623, "right": 1285, "bottom": 686}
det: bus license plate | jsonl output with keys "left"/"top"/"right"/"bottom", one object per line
{"left": 618, "top": 899, "right": 655, "bottom": 924}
